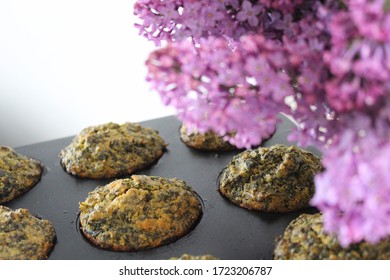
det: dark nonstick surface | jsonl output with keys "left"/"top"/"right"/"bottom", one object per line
{"left": 4, "top": 115, "right": 319, "bottom": 260}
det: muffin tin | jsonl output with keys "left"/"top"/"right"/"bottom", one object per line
{"left": 4, "top": 115, "right": 319, "bottom": 259}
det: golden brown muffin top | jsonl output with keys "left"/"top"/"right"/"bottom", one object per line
{"left": 0, "top": 146, "right": 42, "bottom": 203}
{"left": 218, "top": 145, "right": 323, "bottom": 212}
{"left": 0, "top": 205, "right": 56, "bottom": 260}
{"left": 59, "top": 122, "right": 167, "bottom": 179}
{"left": 79, "top": 175, "right": 203, "bottom": 251}
{"left": 274, "top": 213, "right": 390, "bottom": 260}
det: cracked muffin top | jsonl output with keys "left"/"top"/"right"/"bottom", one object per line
{"left": 180, "top": 124, "right": 237, "bottom": 152}
{"left": 274, "top": 213, "right": 390, "bottom": 260}
{"left": 79, "top": 175, "right": 203, "bottom": 251}
{"left": 59, "top": 122, "right": 167, "bottom": 179}
{"left": 0, "top": 205, "right": 56, "bottom": 260}
{"left": 218, "top": 144, "right": 323, "bottom": 212}
{"left": 0, "top": 146, "right": 42, "bottom": 203}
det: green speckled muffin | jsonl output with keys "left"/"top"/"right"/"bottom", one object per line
{"left": 180, "top": 124, "right": 237, "bottom": 152}
{"left": 0, "top": 146, "right": 42, "bottom": 203}
{"left": 0, "top": 205, "right": 56, "bottom": 260}
{"left": 79, "top": 175, "right": 203, "bottom": 251}
{"left": 274, "top": 213, "right": 390, "bottom": 259}
{"left": 218, "top": 145, "right": 323, "bottom": 212}
{"left": 59, "top": 122, "right": 167, "bottom": 179}
{"left": 170, "top": 254, "right": 220, "bottom": 260}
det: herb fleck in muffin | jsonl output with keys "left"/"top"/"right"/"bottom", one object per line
{"left": 218, "top": 145, "right": 323, "bottom": 212}
{"left": 170, "top": 254, "right": 220, "bottom": 260}
{"left": 0, "top": 146, "right": 42, "bottom": 203}
{"left": 0, "top": 205, "right": 56, "bottom": 260}
{"left": 79, "top": 175, "right": 203, "bottom": 251}
{"left": 59, "top": 122, "right": 167, "bottom": 179}
{"left": 274, "top": 213, "right": 390, "bottom": 259}
{"left": 180, "top": 124, "right": 237, "bottom": 152}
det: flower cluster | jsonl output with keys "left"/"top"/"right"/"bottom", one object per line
{"left": 313, "top": 107, "right": 390, "bottom": 246}
{"left": 145, "top": 35, "right": 291, "bottom": 148}
{"left": 323, "top": 2, "right": 390, "bottom": 113}
{"left": 134, "top": 0, "right": 307, "bottom": 44}
{"left": 308, "top": 1, "right": 390, "bottom": 245}
{"left": 135, "top": 0, "right": 390, "bottom": 246}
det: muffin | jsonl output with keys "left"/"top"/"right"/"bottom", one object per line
{"left": 59, "top": 122, "right": 167, "bottom": 179}
{"left": 218, "top": 145, "right": 323, "bottom": 212}
{"left": 0, "top": 205, "right": 56, "bottom": 260}
{"left": 0, "top": 146, "right": 42, "bottom": 203}
{"left": 180, "top": 124, "right": 237, "bottom": 152}
{"left": 79, "top": 175, "right": 203, "bottom": 251}
{"left": 274, "top": 213, "right": 390, "bottom": 259}
{"left": 170, "top": 254, "right": 220, "bottom": 260}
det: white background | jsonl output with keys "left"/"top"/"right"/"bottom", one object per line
{"left": 0, "top": 0, "right": 174, "bottom": 147}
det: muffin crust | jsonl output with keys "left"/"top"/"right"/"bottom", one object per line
{"left": 59, "top": 122, "right": 167, "bottom": 179}
{"left": 0, "top": 205, "right": 56, "bottom": 260}
{"left": 218, "top": 145, "right": 323, "bottom": 212}
{"left": 0, "top": 146, "right": 42, "bottom": 203}
{"left": 79, "top": 175, "right": 203, "bottom": 251}
{"left": 274, "top": 213, "right": 390, "bottom": 259}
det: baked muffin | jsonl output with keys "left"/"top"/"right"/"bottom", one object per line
{"left": 274, "top": 213, "right": 390, "bottom": 259}
{"left": 79, "top": 175, "right": 203, "bottom": 251}
{"left": 180, "top": 124, "right": 237, "bottom": 152}
{"left": 59, "top": 122, "right": 167, "bottom": 179}
{"left": 0, "top": 146, "right": 42, "bottom": 203}
{"left": 0, "top": 205, "right": 56, "bottom": 260}
{"left": 218, "top": 145, "right": 323, "bottom": 212}
{"left": 170, "top": 254, "right": 220, "bottom": 260}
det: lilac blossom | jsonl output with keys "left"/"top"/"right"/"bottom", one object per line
{"left": 136, "top": 0, "right": 390, "bottom": 247}
{"left": 236, "top": 1, "right": 263, "bottom": 27}
{"left": 145, "top": 35, "right": 292, "bottom": 148}
{"left": 348, "top": 0, "right": 390, "bottom": 41}
{"left": 313, "top": 111, "right": 390, "bottom": 246}
{"left": 134, "top": 0, "right": 309, "bottom": 44}
{"left": 323, "top": 6, "right": 390, "bottom": 113}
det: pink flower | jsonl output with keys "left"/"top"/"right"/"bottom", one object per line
{"left": 323, "top": 3, "right": 390, "bottom": 113}
{"left": 236, "top": 1, "right": 263, "bottom": 27}
{"left": 138, "top": 0, "right": 390, "bottom": 247}
{"left": 203, "top": 3, "right": 225, "bottom": 23}
{"left": 313, "top": 115, "right": 390, "bottom": 246}
{"left": 145, "top": 35, "right": 290, "bottom": 148}
{"left": 348, "top": 0, "right": 390, "bottom": 41}
{"left": 244, "top": 55, "right": 270, "bottom": 80}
